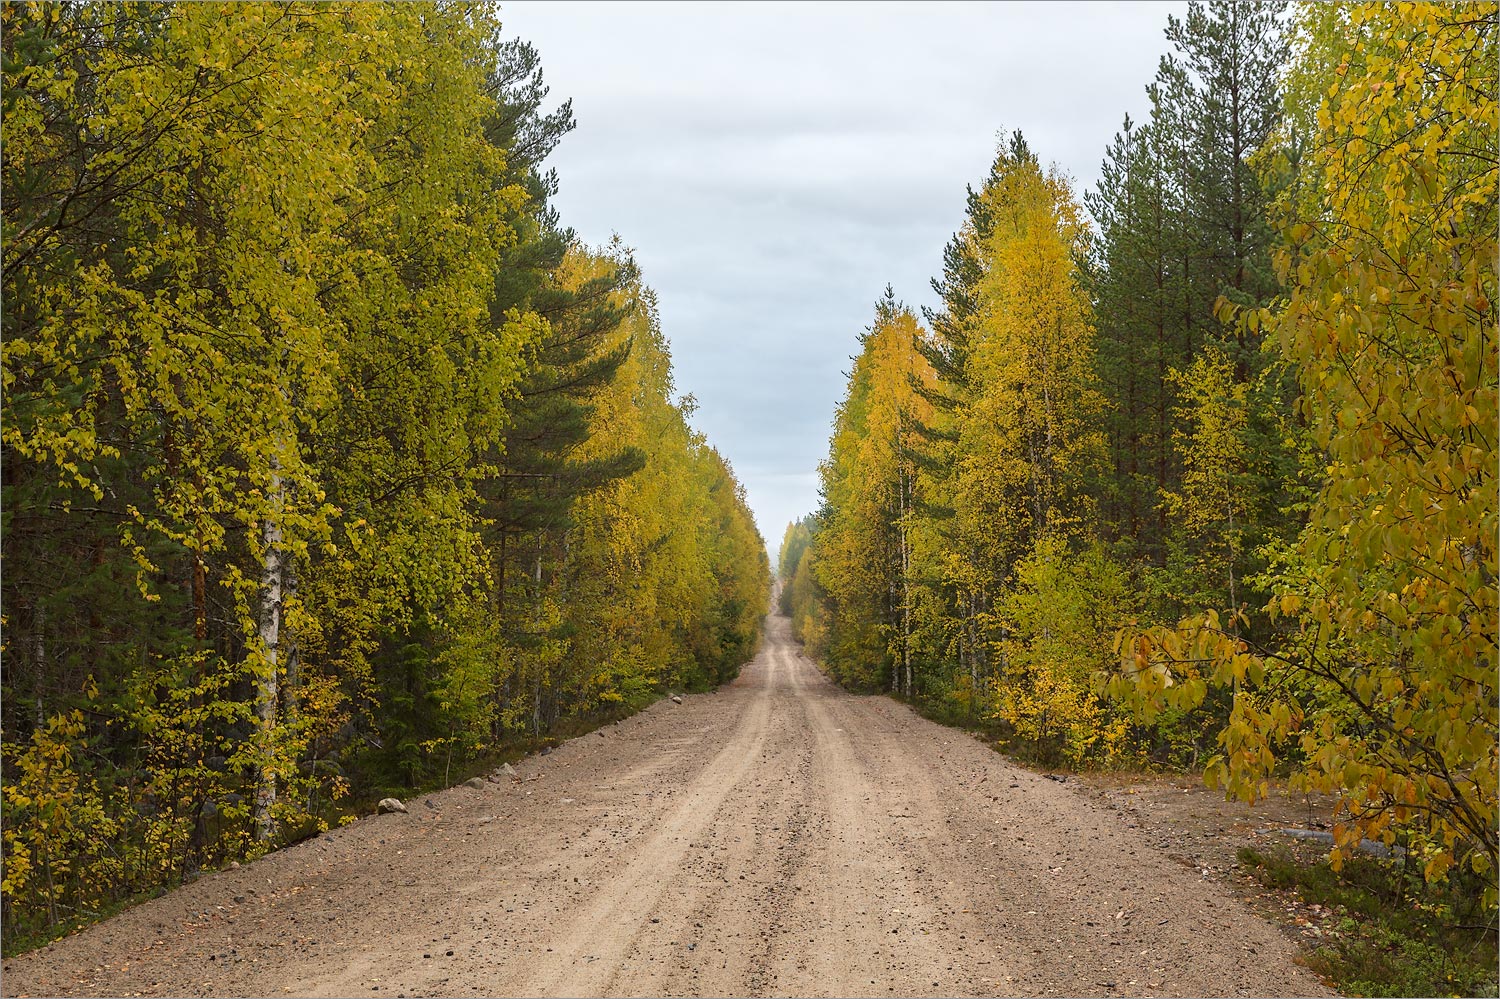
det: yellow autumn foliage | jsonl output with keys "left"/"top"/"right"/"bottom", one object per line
{"left": 1116, "top": 1, "right": 1497, "bottom": 901}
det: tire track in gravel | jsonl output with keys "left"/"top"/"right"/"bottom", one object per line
{"left": 769, "top": 636, "right": 997, "bottom": 997}
{"left": 507, "top": 650, "right": 779, "bottom": 997}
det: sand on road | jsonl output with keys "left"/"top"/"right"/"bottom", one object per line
{"left": 3, "top": 616, "right": 1328, "bottom": 998}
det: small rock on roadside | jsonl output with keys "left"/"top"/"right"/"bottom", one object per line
{"left": 499, "top": 763, "right": 518, "bottom": 779}
{"left": 377, "top": 797, "right": 407, "bottom": 814}
{"left": 671, "top": 695, "right": 683, "bottom": 705}
{"left": 464, "top": 777, "right": 487, "bottom": 790}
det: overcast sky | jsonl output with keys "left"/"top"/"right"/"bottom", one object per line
{"left": 499, "top": 1, "right": 1187, "bottom": 557}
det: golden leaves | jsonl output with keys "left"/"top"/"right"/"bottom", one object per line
{"left": 1112, "top": 0, "right": 1498, "bottom": 902}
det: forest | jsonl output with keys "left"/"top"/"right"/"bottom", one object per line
{"left": 0, "top": 2, "right": 770, "bottom": 945}
{"left": 780, "top": 0, "right": 1496, "bottom": 913}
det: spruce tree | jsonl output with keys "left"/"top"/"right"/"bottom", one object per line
{"left": 1086, "top": 0, "right": 1290, "bottom": 606}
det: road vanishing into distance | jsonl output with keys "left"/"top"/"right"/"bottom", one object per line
{"left": 4, "top": 616, "right": 1326, "bottom": 998}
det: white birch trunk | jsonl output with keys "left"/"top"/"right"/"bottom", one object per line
{"left": 254, "top": 455, "right": 284, "bottom": 843}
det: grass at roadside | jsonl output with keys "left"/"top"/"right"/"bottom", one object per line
{"left": 1236, "top": 843, "right": 1497, "bottom": 998}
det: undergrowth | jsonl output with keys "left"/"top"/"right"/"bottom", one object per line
{"left": 1237, "top": 844, "right": 1498, "bottom": 998}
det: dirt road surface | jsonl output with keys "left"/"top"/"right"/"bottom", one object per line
{"left": 3, "top": 616, "right": 1328, "bottom": 998}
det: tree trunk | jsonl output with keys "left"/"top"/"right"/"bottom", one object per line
{"left": 900, "top": 469, "right": 912, "bottom": 699}
{"left": 966, "top": 590, "right": 978, "bottom": 722}
{"left": 193, "top": 550, "right": 207, "bottom": 642}
{"left": 284, "top": 562, "right": 299, "bottom": 720}
{"left": 33, "top": 603, "right": 45, "bottom": 729}
{"left": 254, "top": 455, "right": 284, "bottom": 844}
{"left": 492, "top": 529, "right": 508, "bottom": 741}
{"left": 532, "top": 555, "right": 543, "bottom": 738}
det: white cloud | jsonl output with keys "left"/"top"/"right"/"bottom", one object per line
{"left": 499, "top": 0, "right": 1187, "bottom": 552}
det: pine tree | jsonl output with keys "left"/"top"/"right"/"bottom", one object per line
{"left": 1086, "top": 0, "right": 1291, "bottom": 612}
{"left": 480, "top": 248, "right": 645, "bottom": 737}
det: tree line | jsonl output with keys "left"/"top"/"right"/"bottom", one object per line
{"left": 1, "top": 2, "right": 769, "bottom": 944}
{"left": 781, "top": 1, "right": 1495, "bottom": 906}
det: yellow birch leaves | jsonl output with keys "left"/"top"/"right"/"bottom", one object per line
{"left": 1118, "top": 2, "right": 1498, "bottom": 899}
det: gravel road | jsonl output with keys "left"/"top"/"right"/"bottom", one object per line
{"left": 2, "top": 615, "right": 1328, "bottom": 998}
